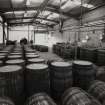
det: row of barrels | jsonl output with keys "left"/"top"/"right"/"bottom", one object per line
{"left": 53, "top": 43, "right": 105, "bottom": 66}
{"left": 31, "top": 45, "right": 48, "bottom": 52}
{"left": 0, "top": 45, "right": 105, "bottom": 105}
{"left": 79, "top": 48, "right": 105, "bottom": 66}
{"left": 53, "top": 44, "right": 75, "bottom": 59}
{"left": 1, "top": 81, "right": 105, "bottom": 105}
{"left": 0, "top": 45, "right": 49, "bottom": 105}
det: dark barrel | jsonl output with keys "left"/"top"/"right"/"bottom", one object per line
{"left": 0, "top": 53, "right": 6, "bottom": 56}
{"left": 27, "top": 58, "right": 45, "bottom": 64}
{"left": 25, "top": 93, "right": 56, "bottom": 105}
{"left": 79, "top": 48, "right": 86, "bottom": 60}
{"left": 26, "top": 53, "right": 37, "bottom": 55}
{"left": 0, "top": 61, "right": 3, "bottom": 66}
{"left": 26, "top": 63, "right": 50, "bottom": 97}
{"left": 10, "top": 52, "right": 22, "bottom": 55}
{"left": 0, "top": 51, "right": 8, "bottom": 53}
{"left": 26, "top": 54, "right": 40, "bottom": 59}
{"left": 88, "top": 80, "right": 105, "bottom": 104}
{"left": 72, "top": 60, "right": 96, "bottom": 90}
{"left": 84, "top": 48, "right": 97, "bottom": 63}
{"left": 0, "top": 55, "right": 7, "bottom": 63}
{"left": 7, "top": 55, "right": 22, "bottom": 60}
{"left": 0, "top": 97, "right": 15, "bottom": 105}
{"left": 62, "top": 87, "right": 101, "bottom": 105}
{"left": 50, "top": 61, "right": 73, "bottom": 99}
{"left": 97, "top": 49, "right": 105, "bottom": 66}
{"left": 0, "top": 65, "right": 24, "bottom": 105}
{"left": 96, "top": 66, "right": 105, "bottom": 82}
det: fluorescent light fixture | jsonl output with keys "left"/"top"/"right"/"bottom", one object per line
{"left": 48, "top": 13, "right": 59, "bottom": 19}
{"left": 12, "top": 0, "right": 24, "bottom": 3}
{"left": 82, "top": 4, "right": 94, "bottom": 8}
{"left": 14, "top": 11, "right": 24, "bottom": 14}
{"left": 82, "top": 39, "right": 87, "bottom": 43}
{"left": 29, "top": 0, "right": 44, "bottom": 3}
{"left": 27, "top": 10, "right": 36, "bottom": 13}
{"left": 4, "top": 11, "right": 24, "bottom": 14}
{"left": 41, "top": 11, "right": 51, "bottom": 16}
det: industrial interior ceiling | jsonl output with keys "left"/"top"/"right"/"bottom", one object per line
{"left": 0, "top": 0, "right": 105, "bottom": 28}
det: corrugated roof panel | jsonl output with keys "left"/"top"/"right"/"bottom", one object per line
{"left": 23, "top": 19, "right": 31, "bottom": 22}
{"left": 49, "top": 0, "right": 68, "bottom": 6}
{"left": 47, "top": 13, "right": 59, "bottom": 19}
{"left": 26, "top": 0, "right": 44, "bottom": 7}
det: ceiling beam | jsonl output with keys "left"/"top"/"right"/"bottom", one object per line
{"left": 8, "top": 21, "right": 54, "bottom": 28}
{"left": 31, "top": 0, "right": 50, "bottom": 22}
{"left": 88, "top": 3, "right": 105, "bottom": 11}
{"left": 7, "top": 17, "right": 59, "bottom": 23}
{"left": 2, "top": 6, "right": 78, "bottom": 19}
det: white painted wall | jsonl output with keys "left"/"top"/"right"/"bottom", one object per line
{"left": 53, "top": 6, "right": 105, "bottom": 45}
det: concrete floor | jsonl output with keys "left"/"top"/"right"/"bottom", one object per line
{"left": 37, "top": 51, "right": 64, "bottom": 62}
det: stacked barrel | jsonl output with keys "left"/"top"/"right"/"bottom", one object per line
{"left": 25, "top": 93, "right": 56, "bottom": 105}
{"left": 62, "top": 87, "right": 101, "bottom": 105}
{"left": 50, "top": 61, "right": 73, "bottom": 100}
{"left": 72, "top": 60, "right": 96, "bottom": 90}
{"left": 1, "top": 44, "right": 105, "bottom": 105}
{"left": 24, "top": 45, "right": 50, "bottom": 98}
{"left": 88, "top": 80, "right": 105, "bottom": 105}
{"left": 0, "top": 45, "right": 25, "bottom": 105}
{"left": 97, "top": 49, "right": 105, "bottom": 66}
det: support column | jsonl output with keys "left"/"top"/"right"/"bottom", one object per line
{"left": 7, "top": 25, "right": 9, "bottom": 40}
{"left": 34, "top": 30, "right": 35, "bottom": 43}
{"left": 28, "top": 25, "right": 30, "bottom": 42}
{"left": 3, "top": 21, "right": 5, "bottom": 45}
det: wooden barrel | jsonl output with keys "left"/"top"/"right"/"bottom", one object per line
{"left": 7, "top": 55, "right": 22, "bottom": 60}
{"left": 96, "top": 66, "right": 105, "bottom": 82}
{"left": 26, "top": 63, "right": 50, "bottom": 97}
{"left": 0, "top": 51, "right": 9, "bottom": 53}
{"left": 6, "top": 59, "right": 25, "bottom": 67}
{"left": 25, "top": 49, "right": 35, "bottom": 53}
{"left": 88, "top": 80, "right": 105, "bottom": 104}
{"left": 0, "top": 97, "right": 15, "bottom": 105}
{"left": 79, "top": 48, "right": 86, "bottom": 60}
{"left": 0, "top": 65, "right": 24, "bottom": 105}
{"left": 72, "top": 60, "right": 96, "bottom": 90}
{"left": 0, "top": 56, "right": 6, "bottom": 60}
{"left": 84, "top": 48, "right": 96, "bottom": 63}
{"left": 10, "top": 52, "right": 22, "bottom": 55}
{"left": 0, "top": 53, "right": 7, "bottom": 56}
{"left": 62, "top": 87, "right": 101, "bottom": 105}
{"left": 0, "top": 60, "right": 3, "bottom": 66}
{"left": 27, "top": 58, "right": 45, "bottom": 64}
{"left": 97, "top": 49, "right": 105, "bottom": 66}
{"left": 0, "top": 61, "right": 3, "bottom": 67}
{"left": 50, "top": 61, "right": 73, "bottom": 99}
{"left": 0, "top": 55, "right": 7, "bottom": 63}
{"left": 26, "top": 54, "right": 40, "bottom": 59}
{"left": 25, "top": 93, "right": 56, "bottom": 105}
{"left": 26, "top": 53, "right": 37, "bottom": 55}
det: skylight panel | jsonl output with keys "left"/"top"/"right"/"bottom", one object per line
{"left": 47, "top": 13, "right": 59, "bottom": 19}
{"left": 61, "top": 0, "right": 94, "bottom": 9}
